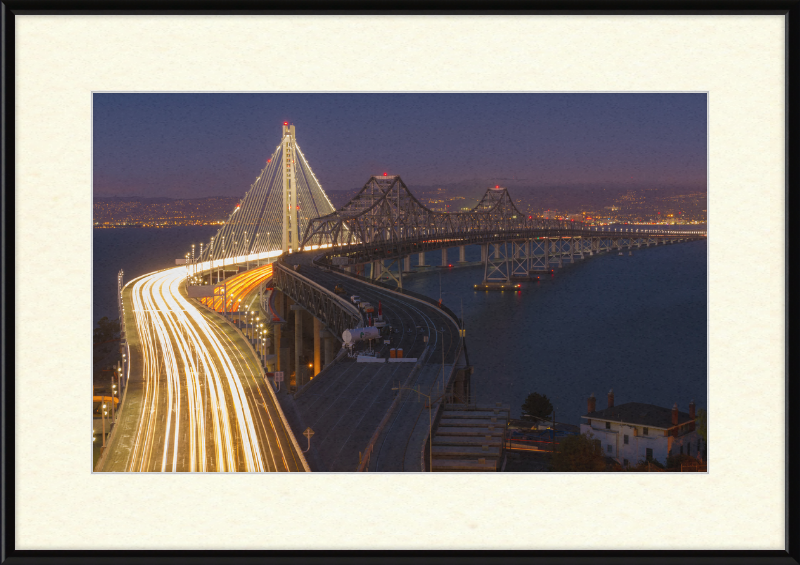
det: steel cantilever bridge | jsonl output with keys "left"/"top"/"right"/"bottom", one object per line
{"left": 101, "top": 123, "right": 705, "bottom": 473}
{"left": 300, "top": 174, "right": 705, "bottom": 288}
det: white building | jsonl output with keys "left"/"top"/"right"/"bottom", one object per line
{"left": 579, "top": 390, "right": 703, "bottom": 467}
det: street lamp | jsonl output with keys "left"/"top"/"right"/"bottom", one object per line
{"left": 432, "top": 327, "right": 447, "bottom": 395}
{"left": 111, "top": 381, "right": 117, "bottom": 422}
{"left": 101, "top": 403, "right": 108, "bottom": 448}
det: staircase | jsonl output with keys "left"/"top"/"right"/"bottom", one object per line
{"left": 431, "top": 403, "right": 510, "bottom": 472}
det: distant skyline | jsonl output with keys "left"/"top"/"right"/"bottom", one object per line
{"left": 93, "top": 93, "right": 707, "bottom": 199}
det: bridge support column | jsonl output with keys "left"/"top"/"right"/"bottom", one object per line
{"left": 483, "top": 242, "right": 511, "bottom": 283}
{"left": 291, "top": 305, "right": 303, "bottom": 390}
{"left": 418, "top": 252, "right": 426, "bottom": 267}
{"left": 458, "top": 245, "right": 466, "bottom": 263}
{"left": 481, "top": 244, "right": 487, "bottom": 263}
{"left": 323, "top": 334, "right": 335, "bottom": 369}
{"left": 274, "top": 325, "right": 282, "bottom": 372}
{"left": 313, "top": 317, "right": 321, "bottom": 378}
{"left": 403, "top": 255, "right": 412, "bottom": 272}
{"left": 442, "top": 248, "right": 448, "bottom": 266}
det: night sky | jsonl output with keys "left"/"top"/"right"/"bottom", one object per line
{"left": 92, "top": 93, "right": 707, "bottom": 199}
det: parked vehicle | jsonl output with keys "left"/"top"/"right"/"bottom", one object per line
{"left": 350, "top": 295, "right": 361, "bottom": 304}
{"left": 334, "top": 284, "right": 346, "bottom": 295}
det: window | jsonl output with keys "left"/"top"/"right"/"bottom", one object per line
{"left": 643, "top": 427, "right": 649, "bottom": 436}
{"left": 687, "top": 444, "right": 691, "bottom": 455}
{"left": 646, "top": 448, "right": 653, "bottom": 461}
{"left": 624, "top": 434, "right": 629, "bottom": 444}
{"left": 607, "top": 444, "right": 612, "bottom": 453}
{"left": 680, "top": 445, "right": 683, "bottom": 454}
{"left": 605, "top": 422, "right": 611, "bottom": 429}
{"left": 623, "top": 458, "right": 629, "bottom": 466}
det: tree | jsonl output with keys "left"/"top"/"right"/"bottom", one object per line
{"left": 93, "top": 316, "right": 120, "bottom": 344}
{"left": 666, "top": 453, "right": 699, "bottom": 470}
{"left": 551, "top": 432, "right": 606, "bottom": 472}
{"left": 521, "top": 392, "right": 553, "bottom": 421}
{"left": 695, "top": 409, "right": 707, "bottom": 442}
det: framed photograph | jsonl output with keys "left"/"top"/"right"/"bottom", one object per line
{"left": 4, "top": 4, "right": 796, "bottom": 563}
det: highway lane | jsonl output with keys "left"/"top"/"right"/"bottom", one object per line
{"left": 101, "top": 265, "right": 306, "bottom": 472}
{"left": 277, "top": 253, "right": 461, "bottom": 471}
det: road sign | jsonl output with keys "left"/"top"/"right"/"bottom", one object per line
{"left": 274, "top": 371, "right": 284, "bottom": 383}
{"left": 384, "top": 339, "right": 390, "bottom": 344}
{"left": 303, "top": 427, "right": 315, "bottom": 439}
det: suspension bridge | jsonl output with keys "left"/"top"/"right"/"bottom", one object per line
{"left": 98, "top": 123, "right": 706, "bottom": 473}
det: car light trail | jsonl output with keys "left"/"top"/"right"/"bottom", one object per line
{"left": 125, "top": 265, "right": 303, "bottom": 472}
{"left": 201, "top": 263, "right": 274, "bottom": 312}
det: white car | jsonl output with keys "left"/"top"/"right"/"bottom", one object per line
{"left": 350, "top": 295, "right": 361, "bottom": 304}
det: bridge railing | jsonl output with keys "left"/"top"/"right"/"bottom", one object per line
{"left": 313, "top": 255, "right": 463, "bottom": 327}
{"left": 272, "top": 258, "right": 362, "bottom": 341}
{"left": 330, "top": 227, "right": 703, "bottom": 263}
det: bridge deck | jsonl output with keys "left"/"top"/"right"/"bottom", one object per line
{"left": 98, "top": 271, "right": 306, "bottom": 472}
{"left": 273, "top": 252, "right": 462, "bottom": 472}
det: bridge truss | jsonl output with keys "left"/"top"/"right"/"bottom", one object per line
{"left": 301, "top": 175, "right": 705, "bottom": 286}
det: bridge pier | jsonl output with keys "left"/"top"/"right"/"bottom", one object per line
{"left": 511, "top": 240, "right": 530, "bottom": 278}
{"left": 458, "top": 245, "right": 467, "bottom": 264}
{"left": 313, "top": 317, "right": 321, "bottom": 378}
{"left": 291, "top": 304, "right": 304, "bottom": 390}
{"left": 274, "top": 292, "right": 284, "bottom": 373}
{"left": 403, "top": 255, "right": 412, "bottom": 272}
{"left": 418, "top": 252, "right": 427, "bottom": 267}
{"left": 481, "top": 241, "right": 511, "bottom": 284}
{"left": 323, "top": 333, "right": 335, "bottom": 369}
{"left": 442, "top": 248, "right": 448, "bottom": 266}
{"left": 480, "top": 244, "right": 487, "bottom": 263}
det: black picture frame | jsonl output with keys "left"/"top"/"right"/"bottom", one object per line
{"left": 2, "top": 2, "right": 797, "bottom": 564}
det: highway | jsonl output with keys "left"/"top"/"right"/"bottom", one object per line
{"left": 199, "top": 262, "right": 273, "bottom": 313}
{"left": 277, "top": 253, "right": 462, "bottom": 471}
{"left": 99, "top": 265, "right": 307, "bottom": 472}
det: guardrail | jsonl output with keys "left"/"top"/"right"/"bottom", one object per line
{"left": 272, "top": 259, "right": 362, "bottom": 341}
{"left": 314, "top": 256, "right": 463, "bottom": 328}
{"left": 307, "top": 227, "right": 705, "bottom": 265}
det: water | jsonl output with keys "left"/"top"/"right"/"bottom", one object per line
{"left": 402, "top": 241, "right": 707, "bottom": 424}
{"left": 94, "top": 228, "right": 707, "bottom": 425}
{"left": 93, "top": 227, "right": 219, "bottom": 321}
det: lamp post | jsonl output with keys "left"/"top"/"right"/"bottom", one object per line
{"left": 101, "top": 402, "right": 107, "bottom": 448}
{"left": 111, "top": 379, "right": 117, "bottom": 422}
{"left": 433, "top": 327, "right": 446, "bottom": 396}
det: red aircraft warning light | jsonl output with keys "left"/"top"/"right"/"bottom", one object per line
{"left": 383, "top": 172, "right": 388, "bottom": 176}
{"left": 284, "top": 122, "right": 288, "bottom": 125}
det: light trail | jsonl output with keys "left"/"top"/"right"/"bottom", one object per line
{"left": 125, "top": 265, "right": 305, "bottom": 472}
{"left": 200, "top": 263, "right": 274, "bottom": 313}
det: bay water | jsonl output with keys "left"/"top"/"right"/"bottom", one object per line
{"left": 94, "top": 228, "right": 707, "bottom": 424}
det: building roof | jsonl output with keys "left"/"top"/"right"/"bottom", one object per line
{"left": 582, "top": 402, "right": 694, "bottom": 429}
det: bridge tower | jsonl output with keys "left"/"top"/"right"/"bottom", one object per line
{"left": 282, "top": 123, "right": 299, "bottom": 253}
